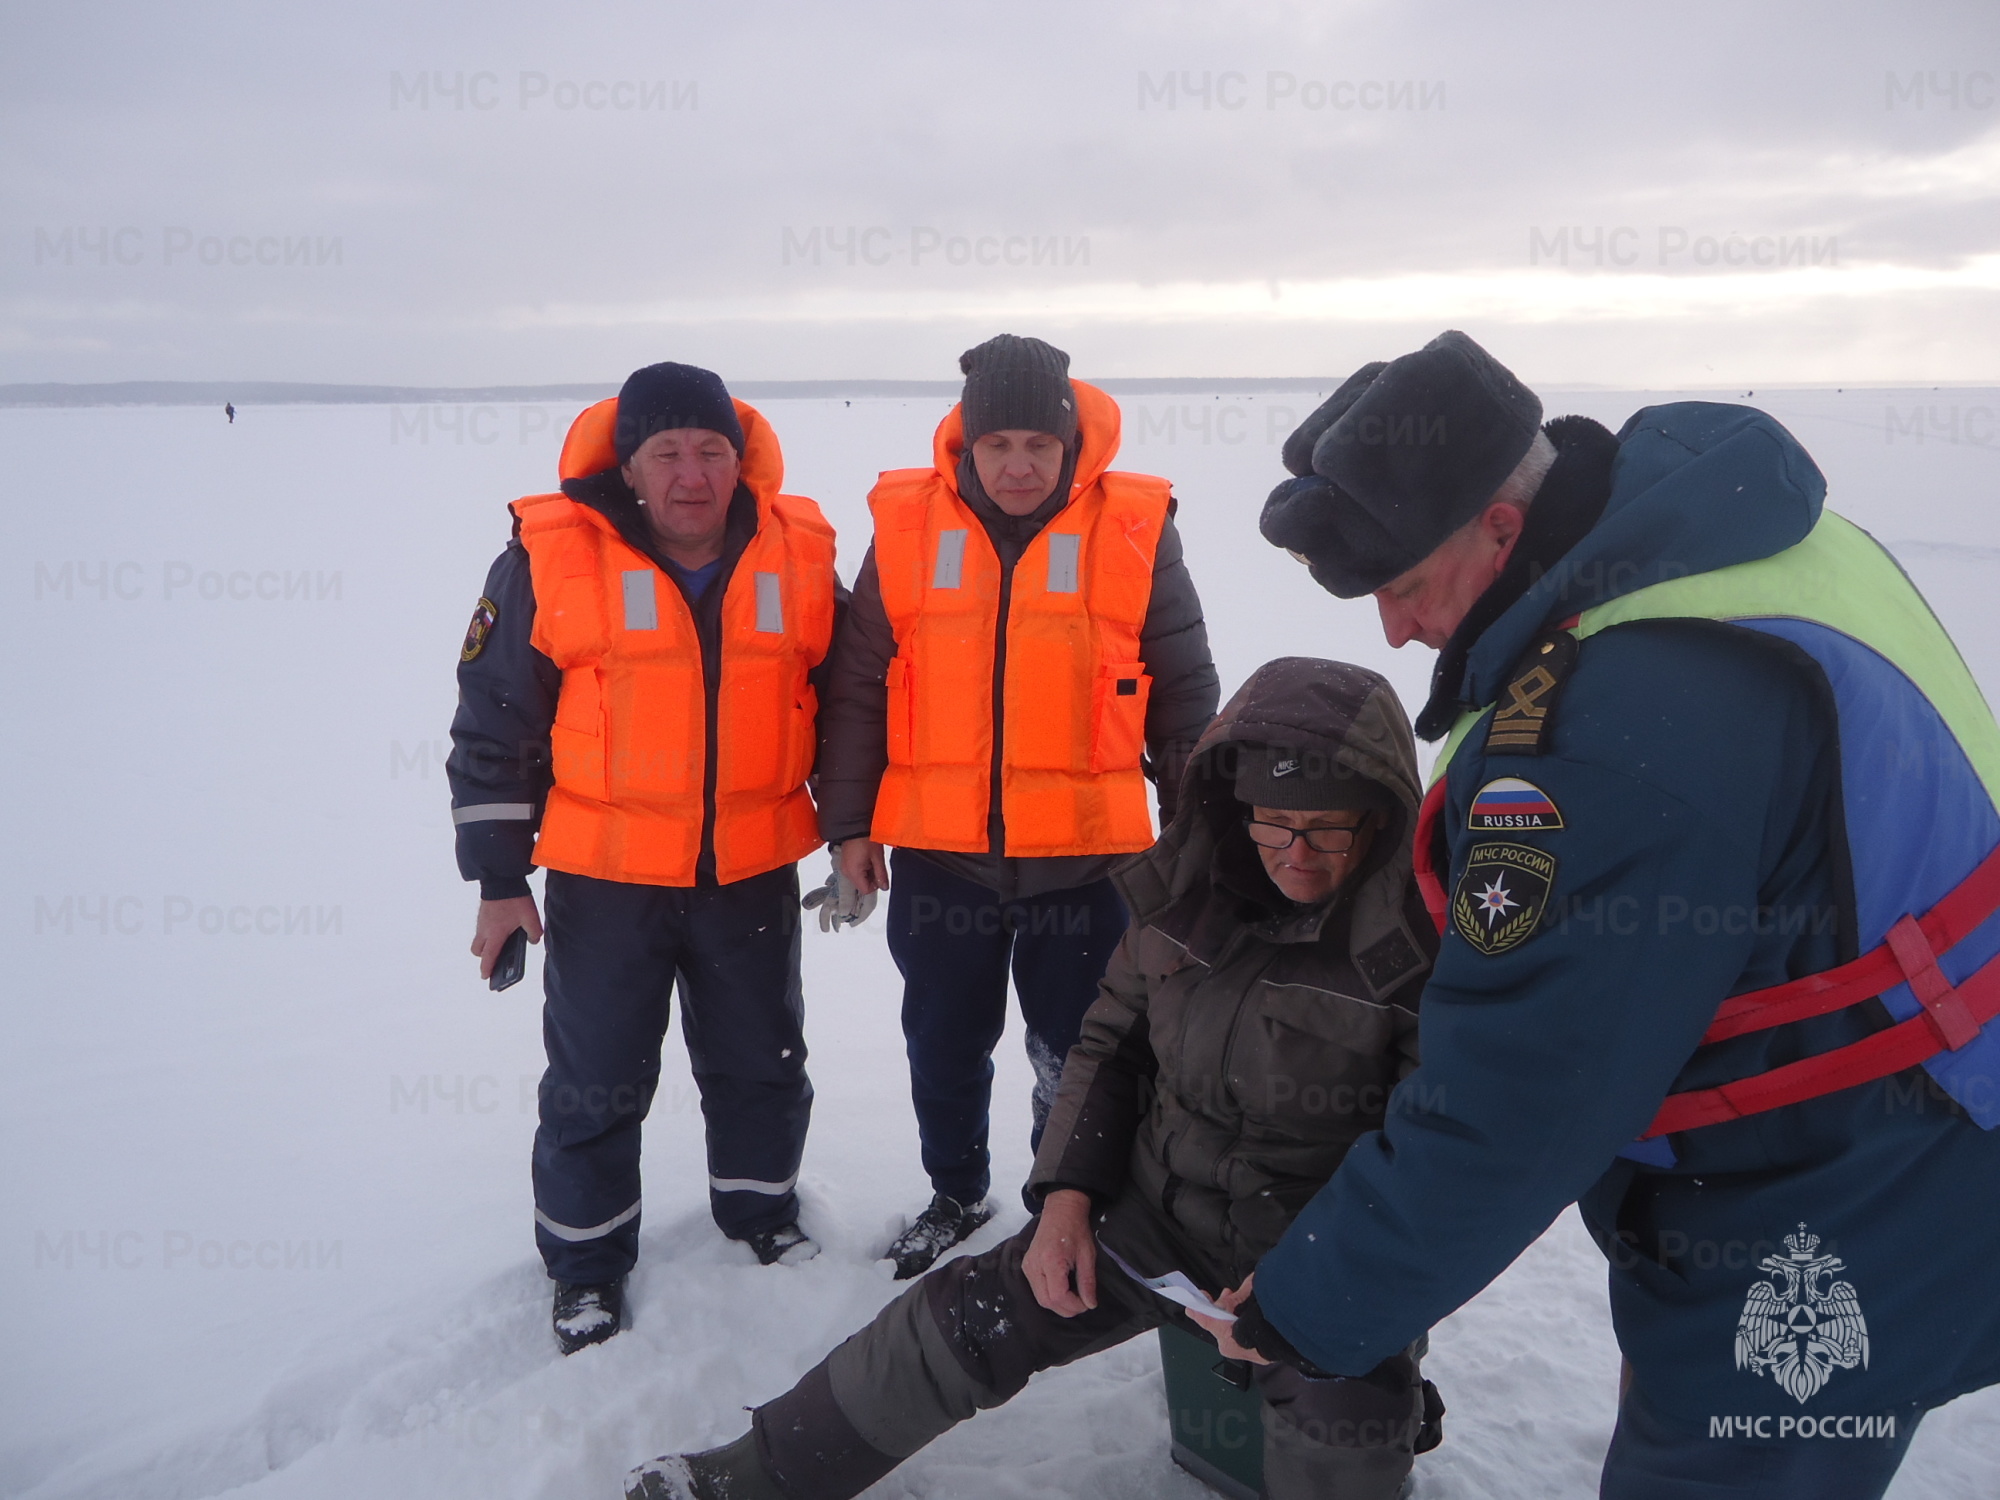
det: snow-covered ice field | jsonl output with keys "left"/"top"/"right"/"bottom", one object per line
{"left": 5, "top": 386, "right": 1998, "bottom": 1499}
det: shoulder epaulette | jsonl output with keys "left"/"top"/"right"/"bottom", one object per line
{"left": 1484, "top": 629, "right": 1580, "bottom": 755}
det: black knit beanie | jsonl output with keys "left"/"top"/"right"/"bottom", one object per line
{"left": 613, "top": 362, "right": 744, "bottom": 462}
{"left": 1259, "top": 331, "right": 1543, "bottom": 597}
{"left": 959, "top": 335, "right": 1078, "bottom": 444}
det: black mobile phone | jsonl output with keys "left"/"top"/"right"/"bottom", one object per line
{"left": 489, "top": 926, "right": 529, "bottom": 991}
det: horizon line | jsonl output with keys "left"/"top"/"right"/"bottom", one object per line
{"left": 6, "top": 376, "right": 1998, "bottom": 409}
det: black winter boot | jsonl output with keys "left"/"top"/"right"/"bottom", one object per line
{"left": 744, "top": 1220, "right": 820, "bottom": 1267}
{"left": 626, "top": 1431, "right": 785, "bottom": 1500}
{"left": 884, "top": 1193, "right": 994, "bottom": 1279}
{"left": 552, "top": 1278, "right": 625, "bottom": 1355}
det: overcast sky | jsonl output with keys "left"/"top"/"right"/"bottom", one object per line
{"left": 5, "top": 0, "right": 1997, "bottom": 388}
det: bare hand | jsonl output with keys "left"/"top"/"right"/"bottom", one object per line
{"left": 472, "top": 895, "right": 543, "bottom": 980}
{"left": 1023, "top": 1189, "right": 1098, "bottom": 1317}
{"left": 1190, "top": 1273, "right": 1270, "bottom": 1364}
{"left": 839, "top": 838, "right": 891, "bottom": 897}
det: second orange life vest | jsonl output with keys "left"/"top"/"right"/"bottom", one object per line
{"left": 868, "top": 382, "right": 1169, "bottom": 858}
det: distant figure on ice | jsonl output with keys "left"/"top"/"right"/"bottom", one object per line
{"left": 224, "top": 402, "right": 234, "bottom": 423}
{"left": 1240, "top": 330, "right": 2000, "bottom": 1498}
{"left": 630, "top": 659, "right": 1444, "bottom": 1500}
{"left": 447, "top": 363, "right": 846, "bottom": 1353}
{"left": 812, "top": 334, "right": 1218, "bottom": 1279}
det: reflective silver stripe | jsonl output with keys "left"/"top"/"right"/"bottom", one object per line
{"left": 1045, "top": 533, "right": 1081, "bottom": 593}
{"left": 534, "top": 1199, "right": 641, "bottom": 1243}
{"left": 708, "top": 1171, "right": 799, "bottom": 1196}
{"left": 932, "top": 529, "right": 967, "bottom": 589}
{"left": 1259, "top": 980, "right": 1387, "bottom": 1011}
{"left": 755, "top": 571, "right": 784, "bottom": 633}
{"left": 452, "top": 802, "right": 535, "bottom": 824}
{"left": 622, "top": 569, "right": 657, "bottom": 630}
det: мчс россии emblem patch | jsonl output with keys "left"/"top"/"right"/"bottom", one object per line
{"left": 1451, "top": 841, "right": 1556, "bottom": 955}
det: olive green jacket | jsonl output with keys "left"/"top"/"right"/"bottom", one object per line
{"left": 1030, "top": 657, "right": 1436, "bottom": 1283}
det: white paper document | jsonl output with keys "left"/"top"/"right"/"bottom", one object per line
{"left": 1099, "top": 1242, "right": 1236, "bottom": 1322}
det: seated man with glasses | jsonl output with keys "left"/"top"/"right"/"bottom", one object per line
{"left": 629, "top": 657, "right": 1444, "bottom": 1500}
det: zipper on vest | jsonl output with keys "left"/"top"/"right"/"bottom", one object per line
{"left": 681, "top": 487, "right": 756, "bottom": 885}
{"left": 962, "top": 449, "right": 1077, "bottom": 858}
{"left": 989, "top": 546, "right": 1013, "bottom": 856}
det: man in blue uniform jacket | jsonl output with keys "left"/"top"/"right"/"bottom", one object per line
{"left": 1223, "top": 331, "right": 2000, "bottom": 1499}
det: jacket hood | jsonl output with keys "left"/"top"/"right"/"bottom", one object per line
{"left": 1117, "top": 656, "right": 1430, "bottom": 1001}
{"left": 1460, "top": 401, "right": 1825, "bottom": 710}
{"left": 931, "top": 378, "right": 1123, "bottom": 498}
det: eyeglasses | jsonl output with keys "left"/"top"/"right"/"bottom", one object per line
{"left": 1243, "top": 818, "right": 1364, "bottom": 854}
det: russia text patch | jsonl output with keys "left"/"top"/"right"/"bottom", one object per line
{"left": 1451, "top": 842, "right": 1557, "bottom": 956}
{"left": 1469, "top": 776, "right": 1564, "bottom": 832}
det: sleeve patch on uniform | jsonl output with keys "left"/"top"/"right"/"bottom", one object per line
{"left": 461, "top": 597, "right": 498, "bottom": 662}
{"left": 1484, "top": 630, "right": 1578, "bottom": 755}
{"left": 1451, "top": 841, "right": 1557, "bottom": 955}
{"left": 1469, "top": 776, "right": 1564, "bottom": 831}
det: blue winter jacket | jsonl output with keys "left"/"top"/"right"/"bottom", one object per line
{"left": 1257, "top": 402, "right": 2000, "bottom": 1429}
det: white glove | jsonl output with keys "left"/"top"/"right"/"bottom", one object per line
{"left": 801, "top": 853, "right": 877, "bottom": 932}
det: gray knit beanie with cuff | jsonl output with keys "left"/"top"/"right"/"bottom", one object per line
{"left": 959, "top": 334, "right": 1078, "bottom": 444}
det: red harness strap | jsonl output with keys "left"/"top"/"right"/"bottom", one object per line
{"left": 1412, "top": 778, "right": 1450, "bottom": 934}
{"left": 1645, "top": 843, "right": 2000, "bottom": 1137}
{"left": 1697, "top": 844, "right": 2000, "bottom": 1044}
{"left": 1415, "top": 737, "right": 2000, "bottom": 1139}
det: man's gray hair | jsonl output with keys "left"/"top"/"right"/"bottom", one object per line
{"left": 1491, "top": 428, "right": 1557, "bottom": 512}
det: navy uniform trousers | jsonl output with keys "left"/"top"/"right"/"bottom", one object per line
{"left": 885, "top": 852, "right": 1127, "bottom": 1207}
{"left": 532, "top": 865, "right": 812, "bottom": 1284}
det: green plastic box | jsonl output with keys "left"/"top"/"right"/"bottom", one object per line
{"left": 1160, "top": 1323, "right": 1264, "bottom": 1499}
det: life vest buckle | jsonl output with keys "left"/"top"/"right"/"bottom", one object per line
{"left": 1884, "top": 913, "right": 1981, "bottom": 1051}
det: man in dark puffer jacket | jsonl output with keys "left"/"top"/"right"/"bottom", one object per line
{"left": 813, "top": 334, "right": 1220, "bottom": 1277}
{"left": 627, "top": 657, "right": 1445, "bottom": 1500}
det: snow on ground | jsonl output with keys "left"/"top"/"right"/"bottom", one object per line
{"left": 3, "top": 387, "right": 1997, "bottom": 1498}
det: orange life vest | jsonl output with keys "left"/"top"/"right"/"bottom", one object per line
{"left": 869, "top": 382, "right": 1168, "bottom": 858}
{"left": 514, "top": 397, "right": 835, "bottom": 887}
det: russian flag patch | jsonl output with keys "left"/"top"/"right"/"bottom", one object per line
{"left": 1469, "top": 776, "right": 1564, "bottom": 831}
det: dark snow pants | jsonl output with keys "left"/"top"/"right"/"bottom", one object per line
{"left": 886, "top": 853, "right": 1127, "bottom": 1205}
{"left": 750, "top": 1219, "right": 1436, "bottom": 1500}
{"left": 532, "top": 866, "right": 811, "bottom": 1284}
{"left": 1599, "top": 1381, "right": 1924, "bottom": 1500}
